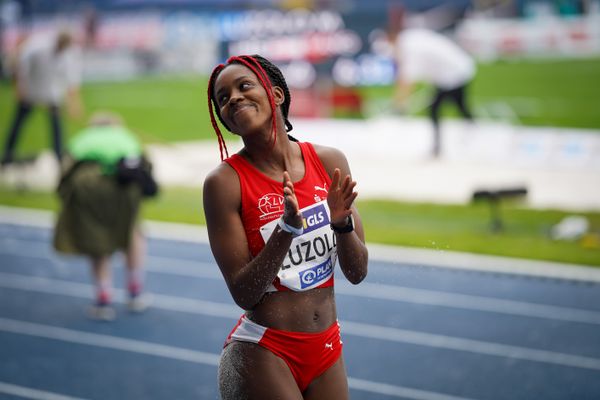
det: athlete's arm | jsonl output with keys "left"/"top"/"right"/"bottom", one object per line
{"left": 203, "top": 164, "right": 300, "bottom": 310}
{"left": 314, "top": 145, "right": 368, "bottom": 284}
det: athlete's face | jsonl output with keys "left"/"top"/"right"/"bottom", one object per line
{"left": 213, "top": 64, "right": 277, "bottom": 136}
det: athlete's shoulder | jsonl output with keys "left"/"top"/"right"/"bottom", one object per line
{"left": 203, "top": 160, "right": 240, "bottom": 199}
{"left": 310, "top": 143, "right": 348, "bottom": 174}
{"left": 310, "top": 143, "right": 345, "bottom": 161}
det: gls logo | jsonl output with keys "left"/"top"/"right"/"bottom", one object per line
{"left": 304, "top": 212, "right": 324, "bottom": 228}
{"left": 301, "top": 204, "right": 329, "bottom": 234}
{"left": 299, "top": 258, "right": 333, "bottom": 289}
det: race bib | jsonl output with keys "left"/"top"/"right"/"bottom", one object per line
{"left": 260, "top": 200, "right": 337, "bottom": 291}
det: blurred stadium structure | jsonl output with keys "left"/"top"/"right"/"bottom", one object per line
{"left": 2, "top": 0, "right": 599, "bottom": 84}
{"left": 1, "top": 0, "right": 599, "bottom": 210}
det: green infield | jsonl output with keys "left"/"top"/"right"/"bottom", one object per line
{"left": 0, "top": 75, "right": 212, "bottom": 158}
{"left": 0, "top": 58, "right": 599, "bottom": 160}
{"left": 1, "top": 186, "right": 599, "bottom": 267}
{"left": 360, "top": 57, "right": 600, "bottom": 128}
{"left": 1, "top": 58, "right": 599, "bottom": 267}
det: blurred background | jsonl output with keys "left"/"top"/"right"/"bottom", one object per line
{"left": 0, "top": 0, "right": 599, "bottom": 264}
{"left": 1, "top": 2, "right": 600, "bottom": 400}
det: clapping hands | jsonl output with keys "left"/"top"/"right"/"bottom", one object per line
{"left": 327, "top": 168, "right": 357, "bottom": 226}
{"left": 282, "top": 171, "right": 303, "bottom": 229}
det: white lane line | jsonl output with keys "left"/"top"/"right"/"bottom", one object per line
{"left": 0, "top": 238, "right": 222, "bottom": 278}
{"left": 0, "top": 272, "right": 241, "bottom": 319}
{"left": 342, "top": 321, "right": 600, "bottom": 372}
{"left": 0, "top": 382, "right": 89, "bottom": 400}
{"left": 366, "top": 243, "right": 600, "bottom": 284}
{"left": 3, "top": 205, "right": 600, "bottom": 283}
{"left": 3, "top": 241, "right": 600, "bottom": 326}
{"left": 336, "top": 281, "right": 600, "bottom": 325}
{"left": 347, "top": 378, "right": 478, "bottom": 400}
{"left": 1, "top": 272, "right": 600, "bottom": 372}
{"left": 0, "top": 318, "right": 477, "bottom": 400}
{"left": 0, "top": 317, "right": 220, "bottom": 365}
{"left": 147, "top": 255, "right": 222, "bottom": 279}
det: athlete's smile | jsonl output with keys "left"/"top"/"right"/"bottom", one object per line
{"left": 231, "top": 103, "right": 255, "bottom": 117}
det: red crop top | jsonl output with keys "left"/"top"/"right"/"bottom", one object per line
{"left": 224, "top": 141, "right": 337, "bottom": 292}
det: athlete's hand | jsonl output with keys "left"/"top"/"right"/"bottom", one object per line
{"left": 282, "top": 171, "right": 302, "bottom": 229}
{"left": 327, "top": 168, "right": 357, "bottom": 226}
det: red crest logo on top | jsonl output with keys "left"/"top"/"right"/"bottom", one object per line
{"left": 258, "top": 193, "right": 285, "bottom": 220}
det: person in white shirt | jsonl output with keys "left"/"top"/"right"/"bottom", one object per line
{"left": 392, "top": 27, "right": 476, "bottom": 158}
{"left": 1, "top": 30, "right": 83, "bottom": 165}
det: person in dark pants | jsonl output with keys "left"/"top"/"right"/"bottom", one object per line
{"left": 3, "top": 103, "right": 64, "bottom": 163}
{"left": 429, "top": 83, "right": 474, "bottom": 157}
{"left": 1, "top": 30, "right": 83, "bottom": 166}
{"left": 390, "top": 27, "right": 476, "bottom": 158}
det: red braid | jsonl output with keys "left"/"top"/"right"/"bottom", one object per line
{"left": 227, "top": 55, "right": 278, "bottom": 149}
{"left": 207, "top": 63, "right": 229, "bottom": 161}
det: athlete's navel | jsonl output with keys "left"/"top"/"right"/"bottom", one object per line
{"left": 313, "top": 312, "right": 320, "bottom": 322}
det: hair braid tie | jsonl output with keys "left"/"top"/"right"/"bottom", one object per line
{"left": 245, "top": 57, "right": 278, "bottom": 149}
{"left": 207, "top": 64, "right": 229, "bottom": 161}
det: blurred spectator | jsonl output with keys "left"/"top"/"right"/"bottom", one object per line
{"left": 1, "top": 29, "right": 83, "bottom": 166}
{"left": 53, "top": 111, "right": 157, "bottom": 321}
{"left": 4, "top": 30, "right": 31, "bottom": 84}
{"left": 82, "top": 6, "right": 99, "bottom": 48}
{"left": 390, "top": 26, "right": 476, "bottom": 158}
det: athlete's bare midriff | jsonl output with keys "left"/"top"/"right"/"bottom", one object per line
{"left": 246, "top": 287, "right": 336, "bottom": 332}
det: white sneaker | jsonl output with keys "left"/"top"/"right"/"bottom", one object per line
{"left": 127, "top": 293, "right": 151, "bottom": 313}
{"left": 88, "top": 304, "right": 116, "bottom": 321}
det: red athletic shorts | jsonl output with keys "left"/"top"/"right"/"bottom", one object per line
{"left": 224, "top": 315, "right": 343, "bottom": 392}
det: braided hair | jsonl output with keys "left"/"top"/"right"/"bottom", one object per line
{"left": 207, "top": 55, "right": 294, "bottom": 161}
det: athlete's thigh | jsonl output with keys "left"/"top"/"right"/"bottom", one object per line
{"left": 218, "top": 341, "right": 303, "bottom": 400}
{"left": 303, "top": 355, "right": 349, "bottom": 400}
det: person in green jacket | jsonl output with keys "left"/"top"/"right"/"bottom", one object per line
{"left": 54, "top": 111, "right": 153, "bottom": 321}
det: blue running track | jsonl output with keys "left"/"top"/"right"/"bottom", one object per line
{"left": 1, "top": 214, "right": 600, "bottom": 400}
